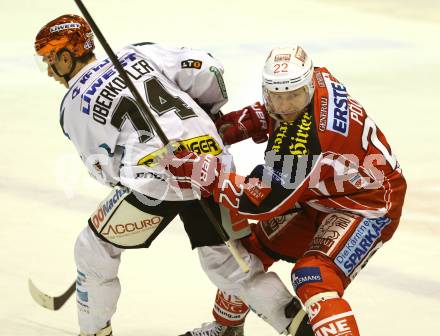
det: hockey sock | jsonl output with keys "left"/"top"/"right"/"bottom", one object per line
{"left": 304, "top": 292, "right": 360, "bottom": 336}
{"left": 212, "top": 289, "right": 249, "bottom": 326}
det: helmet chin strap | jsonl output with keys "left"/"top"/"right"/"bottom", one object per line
{"left": 268, "top": 111, "right": 285, "bottom": 122}
{"left": 50, "top": 51, "right": 77, "bottom": 84}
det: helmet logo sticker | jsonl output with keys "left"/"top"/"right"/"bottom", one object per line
{"left": 84, "top": 40, "right": 94, "bottom": 50}
{"left": 274, "top": 54, "right": 291, "bottom": 62}
{"left": 50, "top": 22, "right": 81, "bottom": 33}
{"left": 294, "top": 46, "right": 307, "bottom": 63}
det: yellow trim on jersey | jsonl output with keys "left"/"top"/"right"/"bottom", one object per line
{"left": 137, "top": 134, "right": 223, "bottom": 167}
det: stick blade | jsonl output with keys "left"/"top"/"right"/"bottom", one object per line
{"left": 28, "top": 279, "right": 76, "bottom": 311}
{"left": 28, "top": 279, "right": 56, "bottom": 310}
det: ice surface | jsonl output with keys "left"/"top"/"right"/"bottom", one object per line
{"left": 0, "top": 0, "right": 439, "bottom": 335}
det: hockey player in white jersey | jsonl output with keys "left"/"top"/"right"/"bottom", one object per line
{"left": 35, "top": 13, "right": 230, "bottom": 335}
{"left": 34, "top": 14, "right": 311, "bottom": 336}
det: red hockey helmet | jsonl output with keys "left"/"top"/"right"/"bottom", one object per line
{"left": 35, "top": 14, "right": 94, "bottom": 60}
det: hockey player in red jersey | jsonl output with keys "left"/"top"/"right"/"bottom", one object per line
{"left": 164, "top": 46, "right": 407, "bottom": 336}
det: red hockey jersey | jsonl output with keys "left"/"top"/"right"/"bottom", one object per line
{"left": 236, "top": 67, "right": 406, "bottom": 221}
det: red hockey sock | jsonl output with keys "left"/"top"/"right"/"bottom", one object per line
{"left": 305, "top": 294, "right": 359, "bottom": 336}
{"left": 212, "top": 289, "right": 249, "bottom": 326}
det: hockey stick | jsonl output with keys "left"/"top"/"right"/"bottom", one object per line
{"left": 28, "top": 279, "right": 76, "bottom": 310}
{"left": 73, "top": 0, "right": 249, "bottom": 273}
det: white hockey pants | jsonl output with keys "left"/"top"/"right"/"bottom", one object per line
{"left": 198, "top": 242, "right": 294, "bottom": 333}
{"left": 74, "top": 226, "right": 123, "bottom": 334}
{"left": 74, "top": 227, "right": 293, "bottom": 334}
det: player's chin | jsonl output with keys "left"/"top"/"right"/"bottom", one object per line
{"left": 280, "top": 112, "right": 300, "bottom": 122}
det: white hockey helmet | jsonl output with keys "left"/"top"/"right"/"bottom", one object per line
{"left": 262, "top": 46, "right": 315, "bottom": 115}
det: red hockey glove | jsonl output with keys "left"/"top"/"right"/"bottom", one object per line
{"left": 212, "top": 174, "right": 271, "bottom": 211}
{"left": 161, "top": 150, "right": 222, "bottom": 197}
{"left": 162, "top": 151, "right": 272, "bottom": 208}
{"left": 215, "top": 102, "right": 270, "bottom": 145}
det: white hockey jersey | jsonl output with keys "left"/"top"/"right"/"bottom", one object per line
{"left": 60, "top": 43, "right": 228, "bottom": 201}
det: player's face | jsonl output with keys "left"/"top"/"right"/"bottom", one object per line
{"left": 267, "top": 86, "right": 309, "bottom": 122}
{"left": 42, "top": 51, "right": 71, "bottom": 88}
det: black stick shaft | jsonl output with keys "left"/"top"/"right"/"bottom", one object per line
{"left": 73, "top": 0, "right": 230, "bottom": 243}
{"left": 53, "top": 281, "right": 76, "bottom": 309}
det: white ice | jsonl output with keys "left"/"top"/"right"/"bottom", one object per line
{"left": 0, "top": 0, "right": 439, "bottom": 335}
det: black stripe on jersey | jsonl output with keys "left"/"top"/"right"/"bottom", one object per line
{"left": 238, "top": 156, "right": 317, "bottom": 216}
{"left": 59, "top": 108, "right": 70, "bottom": 139}
{"left": 132, "top": 42, "right": 155, "bottom": 47}
{"left": 239, "top": 108, "right": 322, "bottom": 217}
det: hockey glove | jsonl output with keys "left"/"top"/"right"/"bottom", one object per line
{"left": 161, "top": 151, "right": 271, "bottom": 209}
{"left": 161, "top": 150, "right": 222, "bottom": 197}
{"left": 215, "top": 102, "right": 270, "bottom": 145}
